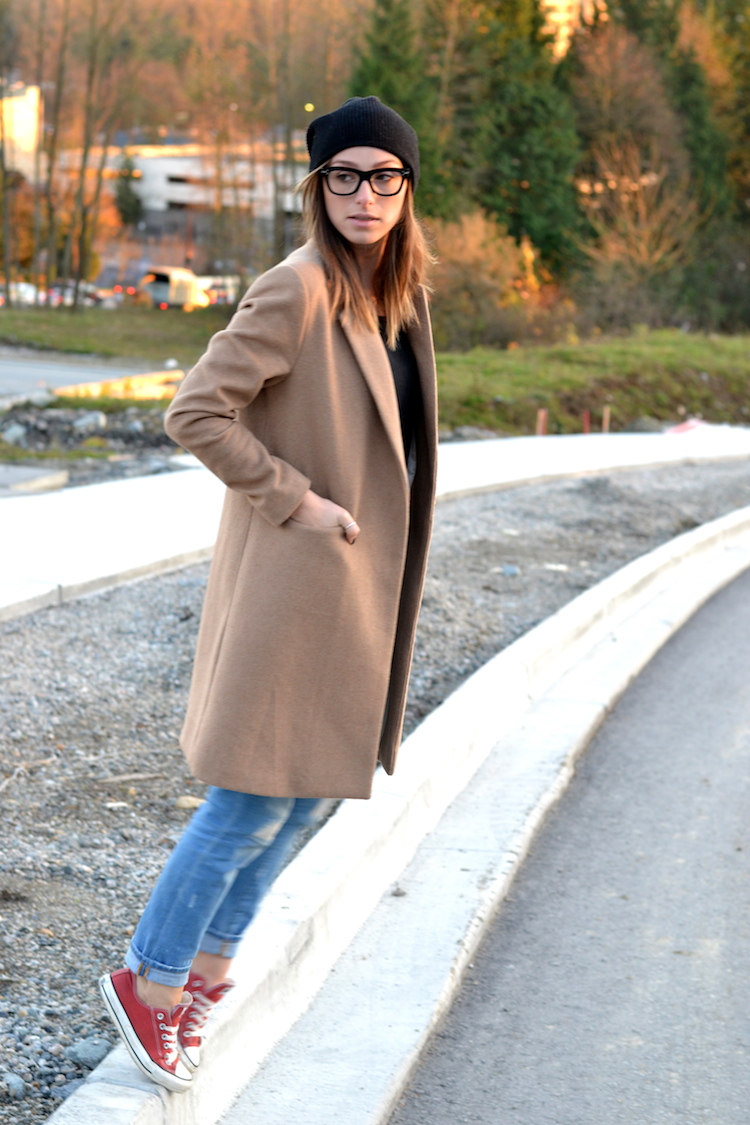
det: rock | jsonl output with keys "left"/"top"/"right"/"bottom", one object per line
{"left": 451, "top": 425, "right": 500, "bottom": 441}
{"left": 72, "top": 410, "right": 107, "bottom": 433}
{"left": 1, "top": 421, "right": 27, "bottom": 446}
{"left": 57, "top": 1078, "right": 85, "bottom": 1099}
{"left": 1, "top": 1071, "right": 26, "bottom": 1098}
{"left": 65, "top": 1036, "right": 111, "bottom": 1069}
{"left": 627, "top": 415, "right": 664, "bottom": 433}
{"left": 491, "top": 563, "right": 520, "bottom": 577}
{"left": 174, "top": 794, "right": 205, "bottom": 810}
{"left": 28, "top": 391, "right": 55, "bottom": 407}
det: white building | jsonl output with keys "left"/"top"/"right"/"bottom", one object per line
{"left": 58, "top": 134, "right": 308, "bottom": 275}
{"left": 0, "top": 83, "right": 41, "bottom": 180}
{"left": 120, "top": 139, "right": 305, "bottom": 221}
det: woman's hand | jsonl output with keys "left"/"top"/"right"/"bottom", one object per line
{"left": 289, "top": 490, "right": 360, "bottom": 544}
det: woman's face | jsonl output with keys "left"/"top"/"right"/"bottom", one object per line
{"left": 322, "top": 147, "right": 408, "bottom": 249}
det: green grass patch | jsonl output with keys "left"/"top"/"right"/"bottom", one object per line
{"left": 0, "top": 439, "right": 113, "bottom": 462}
{"left": 50, "top": 394, "right": 168, "bottom": 413}
{"left": 437, "top": 329, "right": 750, "bottom": 433}
{"left": 0, "top": 305, "right": 232, "bottom": 367}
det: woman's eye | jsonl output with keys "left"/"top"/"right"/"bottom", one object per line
{"left": 331, "top": 170, "right": 355, "bottom": 184}
{"left": 374, "top": 170, "right": 399, "bottom": 183}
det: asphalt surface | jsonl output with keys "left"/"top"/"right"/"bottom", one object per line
{"left": 390, "top": 567, "right": 750, "bottom": 1125}
{"left": 0, "top": 353, "right": 150, "bottom": 398}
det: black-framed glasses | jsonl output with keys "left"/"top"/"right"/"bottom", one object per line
{"left": 320, "top": 166, "right": 411, "bottom": 196}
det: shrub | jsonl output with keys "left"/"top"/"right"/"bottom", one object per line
{"left": 427, "top": 211, "right": 577, "bottom": 351}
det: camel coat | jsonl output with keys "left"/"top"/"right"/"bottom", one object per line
{"left": 164, "top": 241, "right": 438, "bottom": 799}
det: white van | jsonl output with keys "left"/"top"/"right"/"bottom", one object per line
{"left": 139, "top": 267, "right": 210, "bottom": 311}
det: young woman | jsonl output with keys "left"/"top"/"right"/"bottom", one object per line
{"left": 99, "top": 96, "right": 437, "bottom": 1093}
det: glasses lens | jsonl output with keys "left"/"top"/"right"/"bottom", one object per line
{"left": 370, "top": 170, "right": 405, "bottom": 196}
{"left": 326, "top": 169, "right": 360, "bottom": 195}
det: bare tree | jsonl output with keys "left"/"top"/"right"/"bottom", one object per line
{"left": 57, "top": 0, "right": 164, "bottom": 307}
{"left": 28, "top": 0, "right": 48, "bottom": 303}
{"left": 578, "top": 140, "right": 700, "bottom": 280}
{"left": 44, "top": 0, "right": 72, "bottom": 300}
{"left": 570, "top": 23, "right": 689, "bottom": 181}
{"left": 0, "top": 0, "right": 18, "bottom": 307}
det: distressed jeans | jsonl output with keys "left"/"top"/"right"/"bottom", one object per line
{"left": 125, "top": 787, "right": 326, "bottom": 986}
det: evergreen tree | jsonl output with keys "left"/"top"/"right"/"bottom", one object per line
{"left": 459, "top": 2, "right": 583, "bottom": 267}
{"left": 483, "top": 59, "right": 582, "bottom": 266}
{"left": 348, "top": 0, "right": 584, "bottom": 244}
{"left": 613, "top": 0, "right": 681, "bottom": 51}
{"left": 114, "top": 154, "right": 144, "bottom": 229}
{"left": 669, "top": 49, "right": 733, "bottom": 215}
{"left": 349, "top": 0, "right": 423, "bottom": 113}
{"left": 348, "top": 0, "right": 449, "bottom": 216}
{"left": 691, "top": 0, "right": 750, "bottom": 221}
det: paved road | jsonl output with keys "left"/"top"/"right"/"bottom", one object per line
{"left": 0, "top": 353, "right": 151, "bottom": 398}
{"left": 391, "top": 568, "right": 750, "bottom": 1125}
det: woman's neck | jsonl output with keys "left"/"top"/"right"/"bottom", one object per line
{"left": 352, "top": 240, "right": 384, "bottom": 303}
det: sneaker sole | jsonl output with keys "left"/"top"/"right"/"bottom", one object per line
{"left": 179, "top": 1042, "right": 200, "bottom": 1072}
{"left": 98, "top": 974, "right": 193, "bottom": 1093}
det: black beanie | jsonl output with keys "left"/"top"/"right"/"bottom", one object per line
{"left": 307, "top": 96, "right": 420, "bottom": 190}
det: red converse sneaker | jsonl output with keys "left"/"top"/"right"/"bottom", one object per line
{"left": 99, "top": 968, "right": 193, "bottom": 1092}
{"left": 178, "top": 974, "right": 234, "bottom": 1070}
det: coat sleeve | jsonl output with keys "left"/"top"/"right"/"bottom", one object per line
{"left": 164, "top": 264, "right": 313, "bottom": 526}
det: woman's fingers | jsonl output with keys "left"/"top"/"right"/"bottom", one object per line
{"left": 339, "top": 512, "right": 360, "bottom": 545}
{"left": 289, "top": 491, "right": 359, "bottom": 542}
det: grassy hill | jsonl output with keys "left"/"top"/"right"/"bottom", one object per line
{"left": 438, "top": 330, "right": 750, "bottom": 433}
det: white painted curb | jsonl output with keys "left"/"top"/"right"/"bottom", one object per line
{"left": 0, "top": 468, "right": 224, "bottom": 623}
{"left": 3, "top": 425, "right": 750, "bottom": 623}
{"left": 45, "top": 503, "right": 750, "bottom": 1125}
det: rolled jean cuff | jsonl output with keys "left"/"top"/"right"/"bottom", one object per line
{"left": 199, "top": 931, "right": 243, "bottom": 959}
{"left": 125, "top": 944, "right": 191, "bottom": 989}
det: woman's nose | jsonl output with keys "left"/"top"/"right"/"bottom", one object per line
{"left": 354, "top": 177, "right": 376, "bottom": 203}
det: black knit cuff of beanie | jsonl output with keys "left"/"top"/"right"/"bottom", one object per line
{"left": 306, "top": 96, "right": 420, "bottom": 190}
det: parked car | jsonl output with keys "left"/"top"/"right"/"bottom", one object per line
{"left": 0, "top": 281, "right": 40, "bottom": 306}
{"left": 44, "top": 281, "right": 102, "bottom": 308}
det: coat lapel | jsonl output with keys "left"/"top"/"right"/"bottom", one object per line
{"left": 340, "top": 314, "right": 407, "bottom": 477}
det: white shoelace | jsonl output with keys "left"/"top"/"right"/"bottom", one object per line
{"left": 157, "top": 1016, "right": 179, "bottom": 1064}
{"left": 183, "top": 990, "right": 213, "bottom": 1036}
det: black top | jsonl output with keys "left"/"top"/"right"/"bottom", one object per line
{"left": 379, "top": 317, "right": 421, "bottom": 458}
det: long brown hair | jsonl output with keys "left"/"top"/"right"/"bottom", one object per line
{"left": 299, "top": 167, "right": 432, "bottom": 348}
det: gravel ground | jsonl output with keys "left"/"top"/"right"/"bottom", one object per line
{"left": 2, "top": 458, "right": 750, "bottom": 1120}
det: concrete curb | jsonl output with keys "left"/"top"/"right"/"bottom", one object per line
{"left": 44, "top": 502, "right": 750, "bottom": 1125}
{"left": 0, "top": 469, "right": 224, "bottom": 623}
{"left": 3, "top": 426, "right": 750, "bottom": 623}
